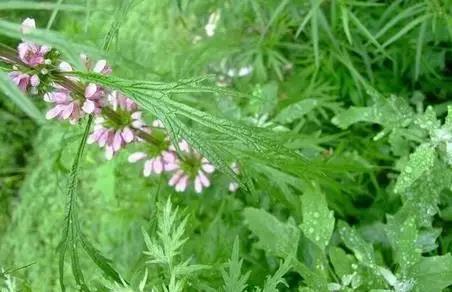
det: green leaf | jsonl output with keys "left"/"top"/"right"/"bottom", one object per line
{"left": 0, "top": 73, "right": 44, "bottom": 124}
{"left": 79, "top": 233, "right": 123, "bottom": 284}
{"left": 262, "top": 259, "right": 292, "bottom": 292}
{"left": 243, "top": 208, "right": 299, "bottom": 258}
{"left": 222, "top": 237, "right": 250, "bottom": 292}
{"left": 332, "top": 95, "right": 413, "bottom": 130}
{"left": 338, "top": 221, "right": 376, "bottom": 268}
{"left": 409, "top": 254, "right": 452, "bottom": 292}
{"left": 385, "top": 217, "right": 420, "bottom": 277}
{"left": 394, "top": 143, "right": 436, "bottom": 194}
{"left": 329, "top": 247, "right": 356, "bottom": 278}
{"left": 300, "top": 188, "right": 334, "bottom": 250}
{"left": 382, "top": 15, "right": 430, "bottom": 49}
{"left": 275, "top": 98, "right": 319, "bottom": 124}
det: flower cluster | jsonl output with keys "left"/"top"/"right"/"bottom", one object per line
{"left": 2, "top": 18, "right": 240, "bottom": 194}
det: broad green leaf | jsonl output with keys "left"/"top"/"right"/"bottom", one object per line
{"left": 409, "top": 254, "right": 452, "bottom": 292}
{"left": 300, "top": 189, "right": 334, "bottom": 250}
{"left": 329, "top": 247, "right": 356, "bottom": 278}
{"left": 0, "top": 73, "right": 44, "bottom": 124}
{"left": 385, "top": 217, "right": 420, "bottom": 277}
{"left": 394, "top": 143, "right": 436, "bottom": 194}
{"left": 243, "top": 208, "right": 299, "bottom": 258}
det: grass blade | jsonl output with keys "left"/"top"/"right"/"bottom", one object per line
{"left": 0, "top": 1, "right": 85, "bottom": 11}
{"left": 0, "top": 73, "right": 44, "bottom": 124}
{"left": 382, "top": 14, "right": 430, "bottom": 49}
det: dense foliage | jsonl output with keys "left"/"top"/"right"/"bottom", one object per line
{"left": 1, "top": 0, "right": 451, "bottom": 291}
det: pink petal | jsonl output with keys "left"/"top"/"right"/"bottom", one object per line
{"left": 131, "top": 112, "right": 142, "bottom": 120}
{"left": 179, "top": 140, "right": 190, "bottom": 152}
{"left": 84, "top": 83, "right": 97, "bottom": 98}
{"left": 112, "top": 131, "right": 123, "bottom": 151}
{"left": 121, "top": 127, "right": 134, "bottom": 143}
{"left": 98, "top": 130, "right": 109, "bottom": 147}
{"left": 105, "top": 146, "right": 114, "bottom": 160}
{"left": 194, "top": 176, "right": 203, "bottom": 193}
{"left": 201, "top": 163, "right": 215, "bottom": 173}
{"left": 93, "top": 60, "right": 107, "bottom": 73}
{"left": 143, "top": 159, "right": 153, "bottom": 177}
{"left": 61, "top": 102, "right": 74, "bottom": 119}
{"left": 21, "top": 18, "right": 36, "bottom": 34}
{"left": 128, "top": 152, "right": 147, "bottom": 163}
{"left": 46, "top": 105, "right": 64, "bottom": 119}
{"left": 197, "top": 171, "right": 210, "bottom": 187}
{"left": 82, "top": 99, "right": 95, "bottom": 114}
{"left": 175, "top": 175, "right": 188, "bottom": 192}
{"left": 30, "top": 74, "right": 40, "bottom": 87}
{"left": 59, "top": 61, "right": 73, "bottom": 72}
{"left": 153, "top": 158, "right": 163, "bottom": 174}
{"left": 169, "top": 170, "right": 183, "bottom": 186}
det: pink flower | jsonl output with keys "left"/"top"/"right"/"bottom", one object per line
{"left": 82, "top": 83, "right": 105, "bottom": 114}
{"left": 9, "top": 71, "right": 40, "bottom": 92}
{"left": 80, "top": 54, "right": 112, "bottom": 75}
{"left": 128, "top": 120, "right": 177, "bottom": 175}
{"left": 167, "top": 140, "right": 215, "bottom": 193}
{"left": 58, "top": 61, "right": 108, "bottom": 114}
{"left": 228, "top": 162, "right": 240, "bottom": 192}
{"left": 87, "top": 91, "right": 143, "bottom": 160}
{"left": 17, "top": 42, "right": 51, "bottom": 67}
{"left": 44, "top": 87, "right": 82, "bottom": 124}
{"left": 9, "top": 71, "right": 30, "bottom": 91}
{"left": 17, "top": 18, "right": 51, "bottom": 67}
{"left": 129, "top": 151, "right": 177, "bottom": 176}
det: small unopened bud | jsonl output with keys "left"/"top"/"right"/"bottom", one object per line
{"left": 44, "top": 59, "right": 52, "bottom": 65}
{"left": 41, "top": 68, "right": 48, "bottom": 75}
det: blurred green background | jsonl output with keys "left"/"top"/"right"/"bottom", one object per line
{"left": 1, "top": 0, "right": 452, "bottom": 291}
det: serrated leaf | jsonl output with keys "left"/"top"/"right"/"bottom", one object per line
{"left": 275, "top": 98, "right": 319, "bottom": 124}
{"left": 300, "top": 189, "right": 334, "bottom": 250}
{"left": 262, "top": 259, "right": 292, "bottom": 292}
{"left": 79, "top": 233, "right": 123, "bottom": 284}
{"left": 222, "top": 237, "right": 250, "bottom": 292}
{"left": 338, "top": 221, "right": 376, "bottom": 268}
{"left": 243, "top": 208, "right": 299, "bottom": 258}
{"left": 394, "top": 143, "right": 436, "bottom": 194}
{"left": 332, "top": 95, "right": 413, "bottom": 130}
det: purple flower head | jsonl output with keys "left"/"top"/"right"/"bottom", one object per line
{"left": 18, "top": 18, "right": 51, "bottom": 67}
{"left": 58, "top": 61, "right": 108, "bottom": 114}
{"left": 44, "top": 87, "right": 82, "bottom": 124}
{"left": 167, "top": 140, "right": 215, "bottom": 193}
{"left": 9, "top": 71, "right": 30, "bottom": 92}
{"left": 17, "top": 42, "right": 51, "bottom": 67}
{"left": 87, "top": 91, "right": 144, "bottom": 160}
{"left": 128, "top": 120, "right": 177, "bottom": 176}
{"left": 9, "top": 71, "right": 40, "bottom": 93}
